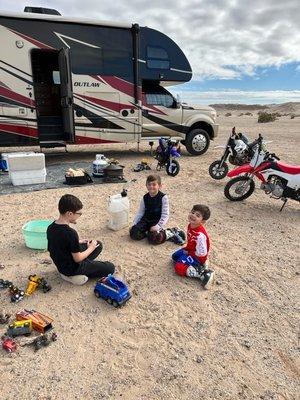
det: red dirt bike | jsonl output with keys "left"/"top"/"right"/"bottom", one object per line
{"left": 224, "top": 135, "right": 300, "bottom": 211}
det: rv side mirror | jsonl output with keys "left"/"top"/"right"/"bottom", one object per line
{"left": 175, "top": 94, "right": 182, "bottom": 108}
{"left": 172, "top": 99, "right": 181, "bottom": 109}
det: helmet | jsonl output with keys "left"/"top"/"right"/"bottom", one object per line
{"left": 147, "top": 230, "right": 166, "bottom": 245}
{"left": 234, "top": 139, "right": 247, "bottom": 155}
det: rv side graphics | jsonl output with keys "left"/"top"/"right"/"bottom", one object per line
{"left": 0, "top": 12, "right": 218, "bottom": 154}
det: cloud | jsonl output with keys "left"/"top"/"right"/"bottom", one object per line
{"left": 1, "top": 0, "right": 300, "bottom": 80}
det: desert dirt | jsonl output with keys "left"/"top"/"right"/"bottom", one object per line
{"left": 0, "top": 109, "right": 299, "bottom": 400}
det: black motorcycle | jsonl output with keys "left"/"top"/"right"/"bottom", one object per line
{"left": 209, "top": 127, "right": 259, "bottom": 180}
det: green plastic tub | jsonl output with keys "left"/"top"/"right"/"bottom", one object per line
{"left": 22, "top": 219, "right": 53, "bottom": 250}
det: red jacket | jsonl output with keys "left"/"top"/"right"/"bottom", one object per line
{"left": 185, "top": 223, "right": 210, "bottom": 265}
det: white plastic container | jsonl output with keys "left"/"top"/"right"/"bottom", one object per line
{"left": 7, "top": 153, "right": 46, "bottom": 186}
{"left": 1, "top": 151, "right": 35, "bottom": 171}
{"left": 93, "top": 154, "right": 109, "bottom": 177}
{"left": 107, "top": 190, "right": 130, "bottom": 231}
{"left": 7, "top": 152, "right": 45, "bottom": 172}
{"left": 10, "top": 168, "right": 47, "bottom": 186}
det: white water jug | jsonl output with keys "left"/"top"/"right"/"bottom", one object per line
{"left": 93, "top": 154, "right": 109, "bottom": 177}
{"left": 107, "top": 189, "right": 130, "bottom": 231}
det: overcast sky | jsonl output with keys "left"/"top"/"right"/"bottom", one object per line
{"left": 1, "top": 0, "right": 300, "bottom": 104}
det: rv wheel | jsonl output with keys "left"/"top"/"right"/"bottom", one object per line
{"left": 185, "top": 129, "right": 210, "bottom": 155}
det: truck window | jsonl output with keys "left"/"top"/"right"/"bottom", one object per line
{"left": 144, "top": 86, "right": 175, "bottom": 108}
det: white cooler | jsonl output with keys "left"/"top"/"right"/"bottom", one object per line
{"left": 1, "top": 151, "right": 35, "bottom": 172}
{"left": 7, "top": 153, "right": 47, "bottom": 186}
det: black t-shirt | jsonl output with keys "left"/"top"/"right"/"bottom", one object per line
{"left": 47, "top": 222, "right": 81, "bottom": 276}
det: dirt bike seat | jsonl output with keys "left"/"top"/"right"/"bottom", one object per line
{"left": 275, "top": 161, "right": 300, "bottom": 175}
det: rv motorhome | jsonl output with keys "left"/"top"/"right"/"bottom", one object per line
{"left": 0, "top": 8, "right": 218, "bottom": 155}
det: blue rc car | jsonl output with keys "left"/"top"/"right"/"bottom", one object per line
{"left": 94, "top": 275, "right": 131, "bottom": 307}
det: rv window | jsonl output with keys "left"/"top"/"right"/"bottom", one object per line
{"left": 52, "top": 71, "right": 61, "bottom": 85}
{"left": 147, "top": 47, "right": 168, "bottom": 59}
{"left": 146, "top": 46, "right": 170, "bottom": 70}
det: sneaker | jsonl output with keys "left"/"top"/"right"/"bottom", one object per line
{"left": 174, "top": 229, "right": 186, "bottom": 244}
{"left": 59, "top": 273, "right": 88, "bottom": 285}
{"left": 166, "top": 228, "right": 186, "bottom": 244}
{"left": 165, "top": 228, "right": 175, "bottom": 241}
{"left": 186, "top": 265, "right": 204, "bottom": 278}
{"left": 201, "top": 270, "right": 215, "bottom": 289}
{"left": 133, "top": 164, "right": 144, "bottom": 172}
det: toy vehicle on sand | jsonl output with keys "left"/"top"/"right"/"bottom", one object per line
{"left": 29, "top": 332, "right": 58, "bottom": 351}
{"left": 0, "top": 312, "right": 10, "bottom": 324}
{"left": 25, "top": 275, "right": 51, "bottom": 295}
{"left": 94, "top": 275, "right": 131, "bottom": 307}
{"left": 6, "top": 320, "right": 32, "bottom": 337}
{"left": 0, "top": 279, "right": 12, "bottom": 289}
{"left": 2, "top": 336, "right": 17, "bottom": 353}
{"left": 9, "top": 284, "right": 25, "bottom": 303}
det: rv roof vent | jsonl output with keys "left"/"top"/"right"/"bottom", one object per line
{"left": 24, "top": 7, "right": 61, "bottom": 15}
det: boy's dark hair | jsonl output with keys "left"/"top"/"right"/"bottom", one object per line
{"left": 146, "top": 174, "right": 161, "bottom": 185}
{"left": 58, "top": 194, "right": 83, "bottom": 214}
{"left": 192, "top": 204, "right": 211, "bottom": 221}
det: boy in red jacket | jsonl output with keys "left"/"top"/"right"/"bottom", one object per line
{"left": 171, "top": 204, "right": 215, "bottom": 289}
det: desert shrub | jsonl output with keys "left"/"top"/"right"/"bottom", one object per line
{"left": 238, "top": 113, "right": 244, "bottom": 116}
{"left": 225, "top": 112, "right": 232, "bottom": 117}
{"left": 291, "top": 114, "right": 295, "bottom": 119}
{"left": 258, "top": 112, "right": 277, "bottom": 123}
{"left": 245, "top": 112, "right": 253, "bottom": 116}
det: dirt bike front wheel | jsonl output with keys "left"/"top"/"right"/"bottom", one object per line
{"left": 209, "top": 160, "right": 229, "bottom": 179}
{"left": 224, "top": 176, "right": 255, "bottom": 201}
{"left": 166, "top": 160, "right": 180, "bottom": 177}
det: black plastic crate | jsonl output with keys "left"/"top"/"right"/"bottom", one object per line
{"left": 65, "top": 175, "right": 88, "bottom": 185}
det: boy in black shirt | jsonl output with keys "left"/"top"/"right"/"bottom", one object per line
{"left": 47, "top": 194, "right": 115, "bottom": 285}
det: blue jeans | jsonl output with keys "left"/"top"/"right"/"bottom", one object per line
{"left": 171, "top": 248, "right": 202, "bottom": 267}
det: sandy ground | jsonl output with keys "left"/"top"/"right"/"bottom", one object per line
{"left": 0, "top": 111, "right": 299, "bottom": 400}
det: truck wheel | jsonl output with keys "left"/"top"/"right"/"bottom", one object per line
{"left": 112, "top": 301, "right": 119, "bottom": 308}
{"left": 185, "top": 129, "right": 210, "bottom": 155}
{"left": 94, "top": 291, "right": 100, "bottom": 298}
{"left": 106, "top": 298, "right": 112, "bottom": 304}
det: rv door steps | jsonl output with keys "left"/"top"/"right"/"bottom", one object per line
{"left": 40, "top": 141, "right": 67, "bottom": 149}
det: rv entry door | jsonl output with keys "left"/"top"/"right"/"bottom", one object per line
{"left": 58, "top": 48, "right": 75, "bottom": 142}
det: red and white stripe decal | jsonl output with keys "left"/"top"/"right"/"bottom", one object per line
{"left": 75, "top": 135, "right": 119, "bottom": 144}
{"left": 75, "top": 93, "right": 133, "bottom": 113}
{"left": 90, "top": 75, "right": 166, "bottom": 115}
{"left": 8, "top": 28, "right": 53, "bottom": 50}
{"left": 0, "top": 123, "right": 38, "bottom": 138}
{"left": 0, "top": 86, "right": 35, "bottom": 108}
{"left": 94, "top": 76, "right": 135, "bottom": 98}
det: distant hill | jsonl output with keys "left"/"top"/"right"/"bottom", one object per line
{"left": 209, "top": 104, "right": 268, "bottom": 111}
{"left": 209, "top": 102, "right": 300, "bottom": 113}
